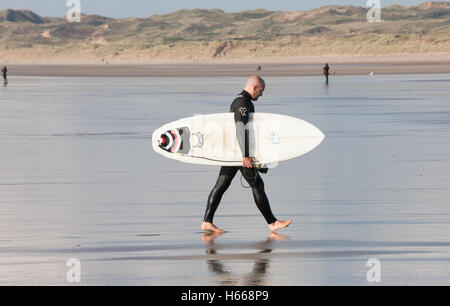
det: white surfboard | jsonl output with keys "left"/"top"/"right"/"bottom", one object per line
{"left": 152, "top": 113, "right": 324, "bottom": 166}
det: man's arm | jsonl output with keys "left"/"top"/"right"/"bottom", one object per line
{"left": 234, "top": 111, "right": 248, "bottom": 158}
{"left": 233, "top": 101, "right": 257, "bottom": 167}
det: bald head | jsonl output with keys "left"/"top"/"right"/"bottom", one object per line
{"left": 244, "top": 75, "right": 265, "bottom": 101}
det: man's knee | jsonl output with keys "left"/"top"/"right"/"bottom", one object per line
{"left": 213, "top": 176, "right": 232, "bottom": 193}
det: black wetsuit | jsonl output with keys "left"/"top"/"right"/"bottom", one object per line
{"left": 203, "top": 90, "right": 277, "bottom": 225}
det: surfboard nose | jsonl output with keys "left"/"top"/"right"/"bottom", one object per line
{"left": 152, "top": 128, "right": 163, "bottom": 149}
{"left": 318, "top": 129, "right": 325, "bottom": 142}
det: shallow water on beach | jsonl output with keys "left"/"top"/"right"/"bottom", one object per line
{"left": 1, "top": 74, "right": 450, "bottom": 285}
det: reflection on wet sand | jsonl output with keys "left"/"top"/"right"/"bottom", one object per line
{"left": 202, "top": 232, "right": 290, "bottom": 286}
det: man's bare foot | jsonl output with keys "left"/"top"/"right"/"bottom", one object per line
{"left": 201, "top": 222, "right": 225, "bottom": 233}
{"left": 268, "top": 219, "right": 292, "bottom": 232}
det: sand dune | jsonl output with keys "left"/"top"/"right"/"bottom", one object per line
{"left": 0, "top": 2, "right": 449, "bottom": 64}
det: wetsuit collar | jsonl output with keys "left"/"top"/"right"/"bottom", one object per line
{"left": 239, "top": 90, "right": 252, "bottom": 102}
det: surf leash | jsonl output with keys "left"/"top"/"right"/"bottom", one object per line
{"left": 240, "top": 164, "right": 268, "bottom": 188}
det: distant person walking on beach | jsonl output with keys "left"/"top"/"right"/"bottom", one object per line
{"left": 323, "top": 63, "right": 330, "bottom": 84}
{"left": 1, "top": 66, "right": 7, "bottom": 85}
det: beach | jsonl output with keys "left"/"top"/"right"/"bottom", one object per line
{"left": 1, "top": 0, "right": 450, "bottom": 288}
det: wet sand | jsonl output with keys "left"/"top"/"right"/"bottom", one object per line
{"left": 1, "top": 74, "right": 450, "bottom": 285}
{"left": 8, "top": 62, "right": 450, "bottom": 77}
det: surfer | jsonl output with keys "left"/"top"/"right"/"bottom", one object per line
{"left": 323, "top": 63, "right": 330, "bottom": 84}
{"left": 201, "top": 75, "right": 292, "bottom": 233}
{"left": 1, "top": 66, "right": 7, "bottom": 85}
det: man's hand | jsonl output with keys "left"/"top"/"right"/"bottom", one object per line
{"left": 242, "top": 157, "right": 258, "bottom": 168}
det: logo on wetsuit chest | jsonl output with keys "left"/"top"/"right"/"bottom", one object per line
{"left": 239, "top": 107, "right": 248, "bottom": 116}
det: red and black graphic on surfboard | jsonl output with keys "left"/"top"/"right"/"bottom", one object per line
{"left": 159, "top": 127, "right": 190, "bottom": 154}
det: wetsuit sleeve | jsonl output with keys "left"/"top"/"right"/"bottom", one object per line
{"left": 231, "top": 99, "right": 250, "bottom": 158}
